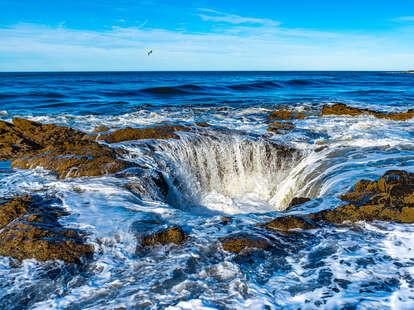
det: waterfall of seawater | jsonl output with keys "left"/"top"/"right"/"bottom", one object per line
{"left": 150, "top": 134, "right": 305, "bottom": 214}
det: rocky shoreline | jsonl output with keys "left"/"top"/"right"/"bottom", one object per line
{"left": 266, "top": 103, "right": 414, "bottom": 135}
{"left": 1, "top": 106, "right": 414, "bottom": 263}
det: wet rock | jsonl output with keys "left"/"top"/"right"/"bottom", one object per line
{"left": 267, "top": 127, "right": 282, "bottom": 134}
{"left": 0, "top": 196, "right": 93, "bottom": 263}
{"left": 271, "top": 121, "right": 295, "bottom": 130}
{"left": 321, "top": 103, "right": 414, "bottom": 121}
{"left": 12, "top": 143, "right": 134, "bottom": 178}
{"left": 288, "top": 197, "right": 311, "bottom": 209}
{"left": 220, "top": 233, "right": 270, "bottom": 254}
{"left": 195, "top": 122, "right": 211, "bottom": 127}
{"left": 141, "top": 226, "right": 187, "bottom": 246}
{"left": 124, "top": 170, "right": 170, "bottom": 200}
{"left": 265, "top": 215, "right": 316, "bottom": 232}
{"left": 0, "top": 120, "right": 43, "bottom": 160}
{"left": 262, "top": 170, "right": 414, "bottom": 229}
{"left": 266, "top": 110, "right": 308, "bottom": 121}
{"left": 10, "top": 117, "right": 91, "bottom": 147}
{"left": 98, "top": 125, "right": 191, "bottom": 143}
{"left": 267, "top": 121, "right": 296, "bottom": 135}
{"left": 221, "top": 217, "right": 232, "bottom": 225}
{"left": 0, "top": 220, "right": 93, "bottom": 263}
{"left": 92, "top": 125, "right": 110, "bottom": 133}
{"left": 0, "top": 118, "right": 136, "bottom": 178}
{"left": 309, "top": 170, "right": 414, "bottom": 224}
{"left": 0, "top": 195, "right": 34, "bottom": 229}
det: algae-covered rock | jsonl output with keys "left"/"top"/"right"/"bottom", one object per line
{"left": 262, "top": 170, "right": 414, "bottom": 230}
{"left": 266, "top": 110, "right": 308, "bottom": 121}
{"left": 12, "top": 143, "right": 134, "bottom": 179}
{"left": 99, "top": 125, "right": 191, "bottom": 143}
{"left": 321, "top": 103, "right": 414, "bottom": 121}
{"left": 92, "top": 125, "right": 110, "bottom": 133}
{"left": 267, "top": 121, "right": 296, "bottom": 135}
{"left": 265, "top": 215, "right": 316, "bottom": 232}
{"left": 0, "top": 196, "right": 93, "bottom": 263}
{"left": 141, "top": 226, "right": 187, "bottom": 246}
{"left": 308, "top": 170, "right": 414, "bottom": 224}
{"left": 0, "top": 220, "right": 93, "bottom": 263}
{"left": 0, "top": 195, "right": 34, "bottom": 229}
{"left": 0, "top": 118, "right": 136, "bottom": 178}
{"left": 220, "top": 233, "right": 270, "bottom": 254}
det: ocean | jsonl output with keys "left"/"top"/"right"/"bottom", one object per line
{"left": 1, "top": 71, "right": 414, "bottom": 309}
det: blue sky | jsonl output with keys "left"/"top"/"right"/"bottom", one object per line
{"left": 1, "top": 0, "right": 414, "bottom": 71}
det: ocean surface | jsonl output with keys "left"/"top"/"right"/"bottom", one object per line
{"left": 0, "top": 71, "right": 414, "bottom": 309}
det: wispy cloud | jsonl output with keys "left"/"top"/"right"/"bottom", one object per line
{"left": 198, "top": 8, "right": 280, "bottom": 26}
{"left": 393, "top": 16, "right": 414, "bottom": 22}
{"left": 0, "top": 11, "right": 413, "bottom": 71}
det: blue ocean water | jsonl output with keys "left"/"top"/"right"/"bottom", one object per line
{"left": 0, "top": 71, "right": 414, "bottom": 309}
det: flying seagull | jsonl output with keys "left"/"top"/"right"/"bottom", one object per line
{"left": 147, "top": 50, "right": 153, "bottom": 56}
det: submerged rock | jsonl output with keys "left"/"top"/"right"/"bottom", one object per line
{"left": 263, "top": 170, "right": 414, "bottom": 231}
{"left": 141, "top": 226, "right": 187, "bottom": 246}
{"left": 220, "top": 233, "right": 270, "bottom": 254}
{"left": 0, "top": 118, "right": 135, "bottom": 178}
{"left": 267, "top": 121, "right": 296, "bottom": 135}
{"left": 0, "top": 196, "right": 93, "bottom": 263}
{"left": 98, "top": 125, "right": 191, "bottom": 143}
{"left": 321, "top": 103, "right": 414, "bottom": 121}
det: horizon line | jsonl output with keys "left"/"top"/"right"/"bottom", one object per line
{"left": 0, "top": 69, "right": 411, "bottom": 74}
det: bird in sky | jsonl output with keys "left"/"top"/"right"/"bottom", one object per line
{"left": 147, "top": 50, "right": 153, "bottom": 56}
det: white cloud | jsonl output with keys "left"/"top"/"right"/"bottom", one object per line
{"left": 0, "top": 13, "right": 414, "bottom": 71}
{"left": 393, "top": 16, "right": 414, "bottom": 22}
{"left": 198, "top": 8, "right": 280, "bottom": 26}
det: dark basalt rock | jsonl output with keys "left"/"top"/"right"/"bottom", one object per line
{"left": 321, "top": 103, "right": 414, "bottom": 121}
{"left": 0, "top": 118, "right": 136, "bottom": 178}
{"left": 98, "top": 125, "right": 191, "bottom": 143}
{"left": 288, "top": 197, "right": 311, "bottom": 209}
{"left": 263, "top": 170, "right": 414, "bottom": 231}
{"left": 123, "top": 169, "right": 170, "bottom": 201}
{"left": 141, "top": 226, "right": 187, "bottom": 246}
{"left": 220, "top": 233, "right": 270, "bottom": 254}
{"left": 265, "top": 215, "right": 316, "bottom": 232}
{"left": 0, "top": 196, "right": 93, "bottom": 263}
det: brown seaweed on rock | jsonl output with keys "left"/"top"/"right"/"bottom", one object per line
{"left": 220, "top": 233, "right": 270, "bottom": 254}
{"left": 98, "top": 125, "right": 191, "bottom": 143}
{"left": 321, "top": 103, "right": 414, "bottom": 121}
{"left": 0, "top": 196, "right": 93, "bottom": 263}
{"left": 0, "top": 118, "right": 136, "bottom": 178}
{"left": 141, "top": 226, "right": 187, "bottom": 246}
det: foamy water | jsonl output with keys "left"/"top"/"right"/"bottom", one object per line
{"left": 1, "top": 71, "right": 414, "bottom": 309}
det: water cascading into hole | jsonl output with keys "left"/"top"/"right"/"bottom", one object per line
{"left": 153, "top": 133, "right": 304, "bottom": 214}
